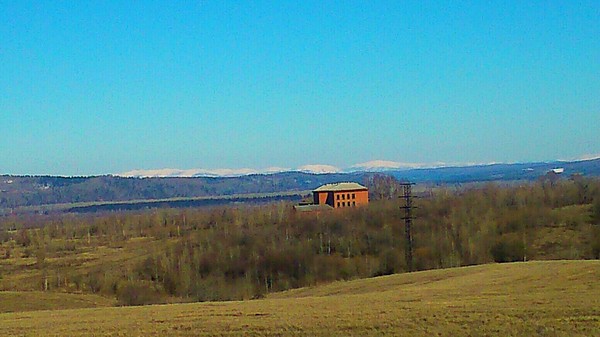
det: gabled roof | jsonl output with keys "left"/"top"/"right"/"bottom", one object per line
{"left": 313, "top": 182, "right": 368, "bottom": 192}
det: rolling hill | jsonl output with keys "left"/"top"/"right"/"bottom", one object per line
{"left": 0, "top": 260, "right": 598, "bottom": 336}
{"left": 1, "top": 158, "right": 599, "bottom": 212}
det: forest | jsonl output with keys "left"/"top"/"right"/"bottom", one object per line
{"left": 1, "top": 176, "right": 599, "bottom": 306}
{"left": 2, "top": 157, "right": 598, "bottom": 211}
{"left": 0, "top": 172, "right": 362, "bottom": 210}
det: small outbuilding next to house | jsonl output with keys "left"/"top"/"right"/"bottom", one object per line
{"left": 312, "top": 182, "right": 369, "bottom": 209}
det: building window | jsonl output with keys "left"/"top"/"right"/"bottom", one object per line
{"left": 347, "top": 193, "right": 350, "bottom": 199}
{"left": 353, "top": 201, "right": 356, "bottom": 206}
{"left": 337, "top": 202, "right": 340, "bottom": 207}
{"left": 336, "top": 195, "right": 340, "bottom": 200}
{"left": 352, "top": 193, "right": 355, "bottom": 199}
{"left": 342, "top": 194, "right": 345, "bottom": 200}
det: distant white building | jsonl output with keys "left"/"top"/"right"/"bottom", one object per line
{"left": 551, "top": 168, "right": 564, "bottom": 174}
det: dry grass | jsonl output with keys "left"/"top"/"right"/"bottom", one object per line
{"left": 0, "top": 260, "right": 598, "bottom": 336}
{"left": 0, "top": 291, "right": 114, "bottom": 313}
{"left": 0, "top": 237, "right": 166, "bottom": 292}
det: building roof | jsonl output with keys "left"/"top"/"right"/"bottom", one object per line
{"left": 313, "top": 182, "right": 368, "bottom": 192}
{"left": 293, "top": 204, "right": 334, "bottom": 212}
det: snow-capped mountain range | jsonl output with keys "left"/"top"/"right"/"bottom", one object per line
{"left": 116, "top": 154, "right": 600, "bottom": 178}
{"left": 117, "top": 160, "right": 449, "bottom": 178}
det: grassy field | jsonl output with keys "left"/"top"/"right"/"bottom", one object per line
{"left": 0, "top": 260, "right": 598, "bottom": 336}
{"left": 0, "top": 237, "right": 165, "bottom": 292}
{"left": 0, "top": 291, "right": 114, "bottom": 313}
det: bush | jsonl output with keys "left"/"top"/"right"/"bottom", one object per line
{"left": 490, "top": 234, "right": 525, "bottom": 263}
{"left": 593, "top": 198, "right": 600, "bottom": 225}
{"left": 15, "top": 229, "right": 31, "bottom": 247}
{"left": 592, "top": 226, "right": 600, "bottom": 259}
{"left": 373, "top": 248, "right": 402, "bottom": 276}
{"left": 116, "top": 280, "right": 163, "bottom": 306}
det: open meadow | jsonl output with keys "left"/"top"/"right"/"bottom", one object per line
{"left": 0, "top": 260, "right": 598, "bottom": 336}
{"left": 1, "top": 179, "right": 599, "bottom": 335}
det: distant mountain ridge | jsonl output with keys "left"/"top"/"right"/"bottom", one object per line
{"left": 117, "top": 157, "right": 599, "bottom": 178}
{"left": 117, "top": 160, "right": 473, "bottom": 178}
{"left": 1, "top": 158, "right": 599, "bottom": 211}
{"left": 117, "top": 164, "right": 344, "bottom": 178}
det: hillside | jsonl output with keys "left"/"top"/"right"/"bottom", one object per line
{"left": 0, "top": 291, "right": 114, "bottom": 313}
{"left": 389, "top": 158, "right": 600, "bottom": 183}
{"left": 0, "top": 261, "right": 598, "bottom": 336}
{"left": 2, "top": 158, "right": 599, "bottom": 212}
{"left": 0, "top": 172, "right": 364, "bottom": 212}
{"left": 1, "top": 179, "right": 599, "bottom": 306}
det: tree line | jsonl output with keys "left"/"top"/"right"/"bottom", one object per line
{"left": 0, "top": 172, "right": 365, "bottom": 210}
{"left": 1, "top": 176, "right": 599, "bottom": 305}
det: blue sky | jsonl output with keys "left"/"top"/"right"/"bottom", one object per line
{"left": 1, "top": 1, "right": 599, "bottom": 175}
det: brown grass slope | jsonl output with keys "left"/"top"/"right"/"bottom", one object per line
{"left": 0, "top": 291, "right": 114, "bottom": 313}
{"left": 0, "top": 260, "right": 598, "bottom": 337}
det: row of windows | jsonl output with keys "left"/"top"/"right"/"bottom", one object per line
{"left": 337, "top": 201, "right": 356, "bottom": 207}
{"left": 336, "top": 193, "right": 356, "bottom": 200}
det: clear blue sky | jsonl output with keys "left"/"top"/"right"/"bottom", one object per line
{"left": 1, "top": 1, "right": 599, "bottom": 175}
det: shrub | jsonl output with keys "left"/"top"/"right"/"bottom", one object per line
{"left": 593, "top": 198, "right": 600, "bottom": 225}
{"left": 592, "top": 226, "right": 600, "bottom": 259}
{"left": 15, "top": 229, "right": 31, "bottom": 247}
{"left": 490, "top": 234, "right": 525, "bottom": 263}
{"left": 116, "top": 280, "right": 163, "bottom": 306}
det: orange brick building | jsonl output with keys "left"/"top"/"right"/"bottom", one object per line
{"left": 312, "top": 182, "right": 369, "bottom": 209}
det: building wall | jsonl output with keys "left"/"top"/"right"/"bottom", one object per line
{"left": 354, "top": 190, "right": 369, "bottom": 206}
{"left": 314, "top": 192, "right": 330, "bottom": 205}
{"left": 313, "top": 189, "right": 369, "bottom": 208}
{"left": 321, "top": 192, "right": 330, "bottom": 205}
{"left": 331, "top": 189, "right": 368, "bottom": 208}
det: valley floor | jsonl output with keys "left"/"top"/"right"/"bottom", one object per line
{"left": 0, "top": 260, "right": 598, "bottom": 336}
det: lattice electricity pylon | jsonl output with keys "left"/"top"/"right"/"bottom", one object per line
{"left": 399, "top": 182, "right": 417, "bottom": 272}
